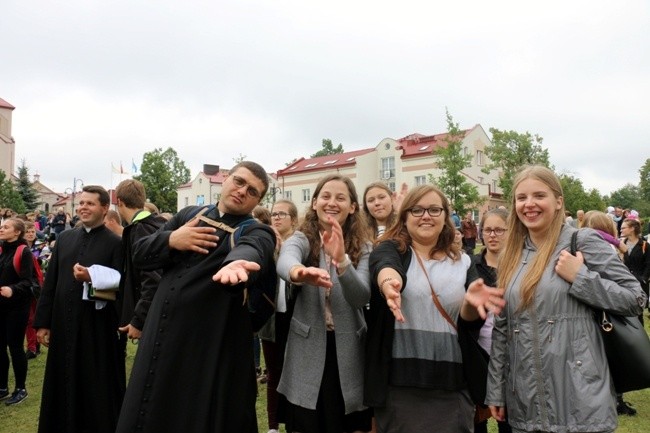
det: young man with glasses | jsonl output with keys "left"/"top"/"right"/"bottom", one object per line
{"left": 116, "top": 161, "right": 277, "bottom": 433}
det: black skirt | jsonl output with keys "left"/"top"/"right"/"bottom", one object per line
{"left": 285, "top": 331, "right": 372, "bottom": 433}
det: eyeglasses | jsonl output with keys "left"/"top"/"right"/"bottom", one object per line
{"left": 408, "top": 206, "right": 444, "bottom": 218}
{"left": 271, "top": 211, "right": 289, "bottom": 219}
{"left": 482, "top": 228, "right": 507, "bottom": 236}
{"left": 231, "top": 175, "right": 261, "bottom": 199}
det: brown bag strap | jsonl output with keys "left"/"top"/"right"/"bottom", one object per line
{"left": 414, "top": 252, "right": 458, "bottom": 331}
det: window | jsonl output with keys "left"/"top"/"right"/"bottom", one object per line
{"left": 492, "top": 179, "right": 498, "bottom": 192}
{"left": 415, "top": 175, "right": 426, "bottom": 186}
{"left": 302, "top": 189, "right": 310, "bottom": 202}
{"left": 476, "top": 150, "right": 484, "bottom": 166}
{"left": 184, "top": 197, "right": 189, "bottom": 207}
{"left": 477, "top": 176, "right": 483, "bottom": 184}
{"left": 388, "top": 182, "right": 396, "bottom": 191}
{"left": 462, "top": 147, "right": 468, "bottom": 156}
{"left": 285, "top": 190, "right": 292, "bottom": 201}
{"left": 196, "top": 195, "right": 205, "bottom": 205}
{"left": 380, "top": 156, "right": 395, "bottom": 179}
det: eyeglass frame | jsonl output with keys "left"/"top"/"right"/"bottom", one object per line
{"left": 407, "top": 206, "right": 445, "bottom": 218}
{"left": 482, "top": 227, "right": 507, "bottom": 236}
{"left": 230, "top": 175, "right": 261, "bottom": 199}
{"left": 271, "top": 211, "right": 290, "bottom": 219}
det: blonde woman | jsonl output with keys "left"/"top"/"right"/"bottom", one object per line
{"left": 486, "top": 166, "right": 645, "bottom": 433}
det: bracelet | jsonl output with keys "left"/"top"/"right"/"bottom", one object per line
{"left": 379, "top": 277, "right": 395, "bottom": 298}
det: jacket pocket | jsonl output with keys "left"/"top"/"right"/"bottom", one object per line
{"left": 571, "top": 338, "right": 600, "bottom": 384}
{"left": 290, "top": 316, "right": 310, "bottom": 338}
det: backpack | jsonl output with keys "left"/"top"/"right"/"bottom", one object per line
{"left": 0, "top": 244, "right": 44, "bottom": 298}
{"left": 187, "top": 205, "right": 277, "bottom": 331}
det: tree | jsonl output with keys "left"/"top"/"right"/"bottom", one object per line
{"left": 558, "top": 172, "right": 605, "bottom": 215}
{"left": 233, "top": 153, "right": 247, "bottom": 164}
{"left": 0, "top": 170, "right": 25, "bottom": 213}
{"left": 16, "top": 159, "right": 40, "bottom": 211}
{"left": 639, "top": 158, "right": 650, "bottom": 203}
{"left": 310, "top": 139, "right": 344, "bottom": 158}
{"left": 429, "top": 109, "right": 482, "bottom": 214}
{"left": 608, "top": 184, "right": 639, "bottom": 210}
{"left": 483, "top": 128, "right": 551, "bottom": 201}
{"left": 134, "top": 148, "right": 191, "bottom": 213}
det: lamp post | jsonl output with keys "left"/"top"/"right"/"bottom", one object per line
{"left": 70, "top": 178, "right": 84, "bottom": 216}
{"left": 270, "top": 186, "right": 282, "bottom": 206}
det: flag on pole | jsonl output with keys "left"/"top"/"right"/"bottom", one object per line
{"left": 132, "top": 159, "right": 138, "bottom": 174}
{"left": 111, "top": 163, "right": 120, "bottom": 174}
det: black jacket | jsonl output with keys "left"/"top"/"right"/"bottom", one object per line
{"left": 118, "top": 210, "right": 166, "bottom": 329}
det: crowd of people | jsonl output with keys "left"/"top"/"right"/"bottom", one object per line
{"left": 0, "top": 162, "right": 649, "bottom": 433}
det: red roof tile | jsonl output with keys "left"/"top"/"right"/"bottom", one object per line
{"left": 396, "top": 126, "right": 476, "bottom": 158}
{"left": 277, "top": 148, "right": 374, "bottom": 176}
{"left": 0, "top": 98, "right": 15, "bottom": 110}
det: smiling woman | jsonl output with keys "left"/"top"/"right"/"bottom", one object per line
{"left": 276, "top": 174, "right": 373, "bottom": 433}
{"left": 364, "top": 184, "right": 504, "bottom": 433}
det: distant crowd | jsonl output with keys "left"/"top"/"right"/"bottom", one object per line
{"left": 0, "top": 164, "right": 649, "bottom": 433}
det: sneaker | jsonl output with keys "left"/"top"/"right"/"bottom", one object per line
{"left": 26, "top": 350, "right": 37, "bottom": 360}
{"left": 0, "top": 389, "right": 8, "bottom": 400}
{"left": 617, "top": 399, "right": 637, "bottom": 416}
{"left": 5, "top": 389, "right": 28, "bottom": 406}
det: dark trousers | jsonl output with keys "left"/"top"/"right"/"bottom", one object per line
{"left": 0, "top": 305, "right": 30, "bottom": 390}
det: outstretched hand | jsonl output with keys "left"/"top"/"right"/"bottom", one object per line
{"left": 382, "top": 278, "right": 405, "bottom": 323}
{"left": 169, "top": 215, "right": 220, "bottom": 254}
{"left": 464, "top": 278, "right": 506, "bottom": 320}
{"left": 212, "top": 260, "right": 261, "bottom": 285}
{"left": 292, "top": 266, "right": 333, "bottom": 289}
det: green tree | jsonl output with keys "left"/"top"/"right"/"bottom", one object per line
{"left": 608, "top": 184, "right": 639, "bottom": 210}
{"left": 134, "top": 148, "right": 191, "bottom": 213}
{"left": 639, "top": 158, "right": 650, "bottom": 203}
{"left": 429, "top": 109, "right": 482, "bottom": 214}
{"left": 310, "top": 139, "right": 344, "bottom": 158}
{"left": 233, "top": 153, "right": 247, "bottom": 164}
{"left": 483, "top": 128, "right": 551, "bottom": 201}
{"left": 16, "top": 160, "right": 40, "bottom": 211}
{"left": 0, "top": 170, "right": 25, "bottom": 213}
{"left": 558, "top": 173, "right": 605, "bottom": 215}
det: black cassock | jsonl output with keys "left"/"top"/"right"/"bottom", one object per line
{"left": 34, "top": 225, "right": 124, "bottom": 433}
{"left": 116, "top": 206, "right": 276, "bottom": 433}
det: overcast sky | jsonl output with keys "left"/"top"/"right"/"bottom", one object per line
{"left": 3, "top": 0, "right": 648, "bottom": 198}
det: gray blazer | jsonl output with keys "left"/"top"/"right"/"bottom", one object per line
{"left": 276, "top": 231, "right": 371, "bottom": 413}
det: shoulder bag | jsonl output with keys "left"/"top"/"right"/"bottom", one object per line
{"left": 570, "top": 230, "right": 650, "bottom": 393}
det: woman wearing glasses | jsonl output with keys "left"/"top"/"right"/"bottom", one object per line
{"left": 259, "top": 199, "right": 299, "bottom": 433}
{"left": 364, "top": 185, "right": 505, "bottom": 433}
{"left": 472, "top": 208, "right": 512, "bottom": 433}
{"left": 486, "top": 166, "right": 644, "bottom": 433}
{"left": 276, "top": 175, "right": 372, "bottom": 433}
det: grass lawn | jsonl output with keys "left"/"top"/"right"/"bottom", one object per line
{"left": 3, "top": 320, "right": 650, "bottom": 433}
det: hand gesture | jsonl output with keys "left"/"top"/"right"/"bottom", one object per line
{"left": 392, "top": 182, "right": 409, "bottom": 213}
{"left": 382, "top": 278, "right": 405, "bottom": 323}
{"left": 555, "top": 249, "right": 584, "bottom": 284}
{"left": 169, "top": 215, "right": 219, "bottom": 254}
{"left": 465, "top": 278, "right": 506, "bottom": 320}
{"left": 212, "top": 260, "right": 261, "bottom": 285}
{"left": 321, "top": 216, "right": 345, "bottom": 265}
{"left": 291, "top": 266, "right": 333, "bottom": 289}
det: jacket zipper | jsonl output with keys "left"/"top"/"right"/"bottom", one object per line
{"left": 509, "top": 248, "right": 531, "bottom": 395}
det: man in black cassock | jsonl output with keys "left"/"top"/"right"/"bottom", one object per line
{"left": 34, "top": 185, "right": 124, "bottom": 433}
{"left": 116, "top": 161, "right": 276, "bottom": 433}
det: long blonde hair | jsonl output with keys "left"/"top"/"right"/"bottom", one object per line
{"left": 497, "top": 166, "right": 565, "bottom": 311}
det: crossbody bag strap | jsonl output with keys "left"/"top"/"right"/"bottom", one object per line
{"left": 414, "top": 251, "right": 458, "bottom": 332}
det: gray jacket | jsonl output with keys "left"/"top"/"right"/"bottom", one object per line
{"left": 486, "top": 226, "right": 646, "bottom": 432}
{"left": 276, "top": 231, "right": 371, "bottom": 413}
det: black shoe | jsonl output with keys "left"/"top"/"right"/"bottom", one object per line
{"left": 0, "top": 389, "right": 8, "bottom": 400}
{"left": 617, "top": 399, "right": 637, "bottom": 416}
{"left": 26, "top": 350, "right": 37, "bottom": 360}
{"left": 5, "top": 389, "right": 28, "bottom": 406}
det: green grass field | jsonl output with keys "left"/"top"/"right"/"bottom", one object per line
{"left": 3, "top": 322, "right": 650, "bottom": 433}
